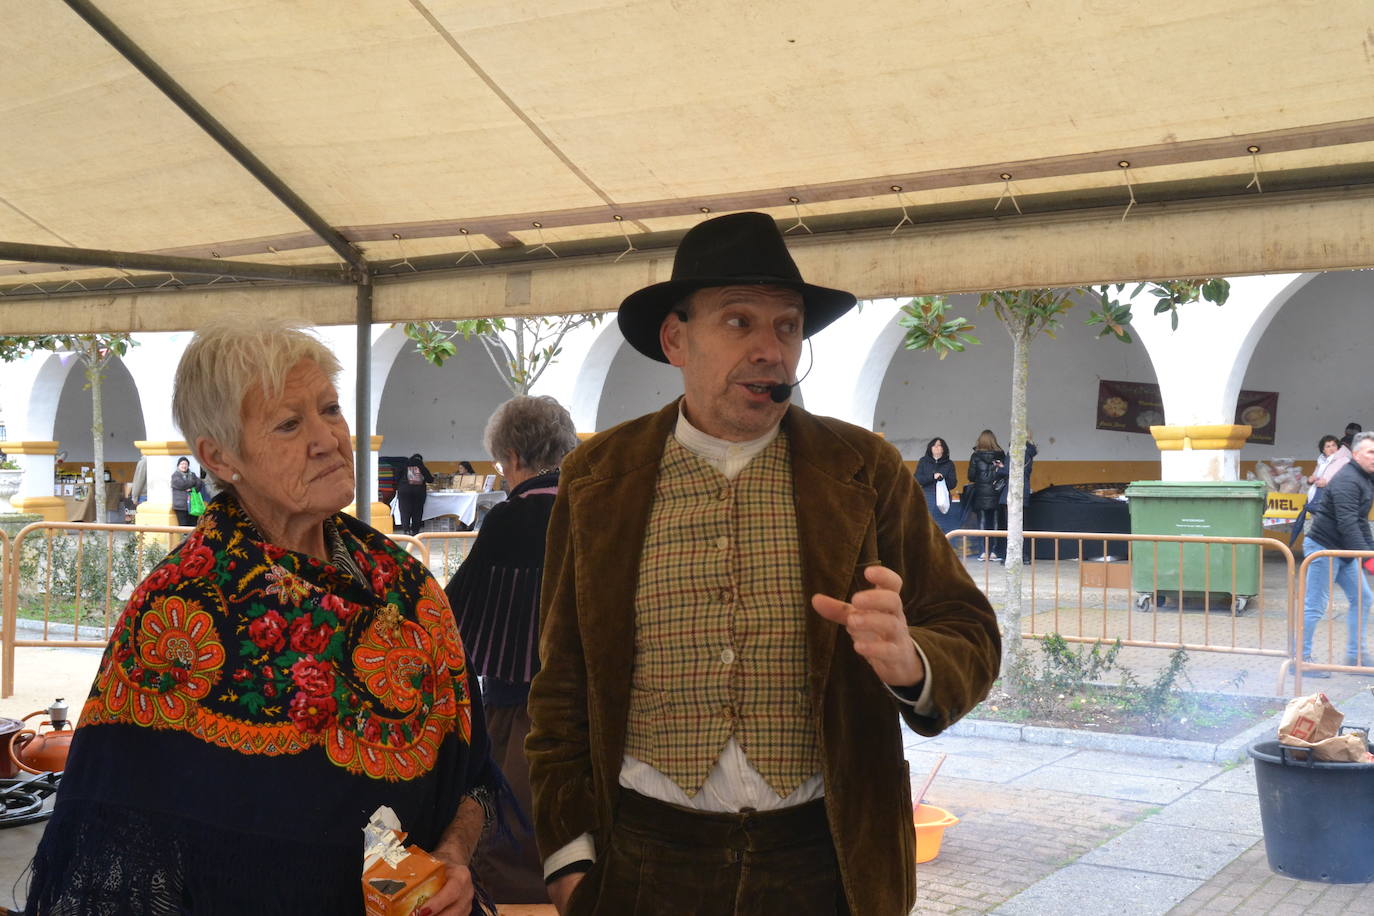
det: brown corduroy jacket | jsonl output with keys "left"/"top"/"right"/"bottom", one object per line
{"left": 526, "top": 401, "right": 1001, "bottom": 915}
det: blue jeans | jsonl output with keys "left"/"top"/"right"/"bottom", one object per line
{"left": 1302, "top": 536, "right": 1374, "bottom": 661}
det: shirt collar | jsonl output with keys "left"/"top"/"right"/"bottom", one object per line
{"left": 674, "top": 401, "right": 780, "bottom": 464}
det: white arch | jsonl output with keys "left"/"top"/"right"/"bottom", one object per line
{"left": 566, "top": 320, "right": 630, "bottom": 432}
{"left": 801, "top": 298, "right": 904, "bottom": 427}
{"left": 1132, "top": 272, "right": 1316, "bottom": 479}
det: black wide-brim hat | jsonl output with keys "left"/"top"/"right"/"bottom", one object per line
{"left": 617, "top": 211, "right": 858, "bottom": 362}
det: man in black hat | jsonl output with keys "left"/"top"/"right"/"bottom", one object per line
{"left": 526, "top": 212, "right": 1000, "bottom": 915}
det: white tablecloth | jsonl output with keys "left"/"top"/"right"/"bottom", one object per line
{"left": 390, "top": 491, "right": 505, "bottom": 527}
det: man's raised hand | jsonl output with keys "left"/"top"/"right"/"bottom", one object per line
{"left": 811, "top": 565, "right": 923, "bottom": 687}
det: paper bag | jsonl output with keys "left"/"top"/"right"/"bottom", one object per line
{"left": 1277, "top": 692, "right": 1342, "bottom": 745}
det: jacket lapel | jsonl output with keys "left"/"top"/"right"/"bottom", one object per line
{"left": 785, "top": 408, "right": 878, "bottom": 709}
{"left": 566, "top": 403, "right": 678, "bottom": 774}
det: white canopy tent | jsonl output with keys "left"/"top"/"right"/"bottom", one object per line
{"left": 2, "top": 0, "right": 1372, "bottom": 329}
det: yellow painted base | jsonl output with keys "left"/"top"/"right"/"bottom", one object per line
{"left": 135, "top": 502, "right": 183, "bottom": 528}
{"left": 8, "top": 496, "right": 66, "bottom": 522}
{"left": 344, "top": 502, "right": 394, "bottom": 534}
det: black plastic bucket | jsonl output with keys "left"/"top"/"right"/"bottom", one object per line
{"left": 1249, "top": 738, "right": 1374, "bottom": 883}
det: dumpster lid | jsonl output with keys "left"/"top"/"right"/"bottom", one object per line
{"left": 1125, "top": 480, "right": 1269, "bottom": 499}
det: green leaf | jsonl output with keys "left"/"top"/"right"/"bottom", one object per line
{"left": 239, "top": 691, "right": 266, "bottom": 714}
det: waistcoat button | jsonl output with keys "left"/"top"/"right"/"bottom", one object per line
{"left": 720, "top": 647, "right": 736, "bottom": 665}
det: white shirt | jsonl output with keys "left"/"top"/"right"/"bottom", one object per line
{"left": 542, "top": 408, "right": 935, "bottom": 879}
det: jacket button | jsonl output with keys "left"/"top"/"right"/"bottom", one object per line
{"left": 716, "top": 536, "right": 729, "bottom": 550}
{"left": 720, "top": 647, "right": 736, "bottom": 665}
{"left": 720, "top": 586, "right": 734, "bottom": 603}
{"left": 718, "top": 487, "right": 730, "bottom": 501}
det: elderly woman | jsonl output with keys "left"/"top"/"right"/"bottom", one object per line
{"left": 26, "top": 316, "right": 502, "bottom": 915}
{"left": 446, "top": 396, "right": 578, "bottom": 903}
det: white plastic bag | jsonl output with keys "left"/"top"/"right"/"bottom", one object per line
{"left": 935, "top": 479, "right": 951, "bottom": 514}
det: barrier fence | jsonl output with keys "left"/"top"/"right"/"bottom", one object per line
{"left": 1293, "top": 548, "right": 1374, "bottom": 690}
{"left": 1, "top": 521, "right": 1370, "bottom": 699}
{"left": 952, "top": 528, "right": 1314, "bottom": 694}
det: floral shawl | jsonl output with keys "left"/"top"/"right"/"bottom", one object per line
{"left": 25, "top": 494, "right": 501, "bottom": 915}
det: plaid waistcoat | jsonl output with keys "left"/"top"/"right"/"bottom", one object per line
{"left": 624, "top": 432, "right": 819, "bottom": 798}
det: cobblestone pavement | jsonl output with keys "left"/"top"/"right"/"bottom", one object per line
{"left": 1170, "top": 841, "right": 1374, "bottom": 914}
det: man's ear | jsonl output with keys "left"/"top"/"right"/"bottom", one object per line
{"left": 660, "top": 313, "right": 687, "bottom": 368}
{"left": 196, "top": 436, "right": 237, "bottom": 483}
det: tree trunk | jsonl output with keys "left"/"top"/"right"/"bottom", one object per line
{"left": 1001, "top": 322, "right": 1032, "bottom": 678}
{"left": 86, "top": 348, "right": 108, "bottom": 527}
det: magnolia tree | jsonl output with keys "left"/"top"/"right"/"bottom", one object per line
{"left": 899, "top": 280, "right": 1230, "bottom": 677}
{"left": 402, "top": 315, "right": 604, "bottom": 395}
{"left": 0, "top": 333, "right": 137, "bottom": 523}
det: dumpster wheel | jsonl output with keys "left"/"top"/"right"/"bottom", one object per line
{"left": 1134, "top": 593, "right": 1152, "bottom": 613}
{"left": 1233, "top": 595, "right": 1253, "bottom": 614}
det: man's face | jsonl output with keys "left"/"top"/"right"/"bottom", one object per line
{"left": 1354, "top": 441, "right": 1374, "bottom": 474}
{"left": 660, "top": 285, "right": 804, "bottom": 442}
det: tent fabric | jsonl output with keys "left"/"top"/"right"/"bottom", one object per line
{"left": 3, "top": 0, "right": 1374, "bottom": 315}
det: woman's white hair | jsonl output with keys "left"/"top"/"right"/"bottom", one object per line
{"left": 173, "top": 315, "right": 342, "bottom": 478}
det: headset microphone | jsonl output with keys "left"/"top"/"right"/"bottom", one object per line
{"left": 768, "top": 339, "right": 814, "bottom": 403}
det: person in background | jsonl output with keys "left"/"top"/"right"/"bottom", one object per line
{"left": 398, "top": 452, "right": 434, "bottom": 535}
{"left": 1307, "top": 435, "right": 1351, "bottom": 505}
{"left": 447, "top": 395, "right": 579, "bottom": 903}
{"left": 1300, "top": 431, "right": 1374, "bottom": 676}
{"left": 1291, "top": 435, "right": 1353, "bottom": 548}
{"left": 458, "top": 460, "right": 477, "bottom": 475}
{"left": 1340, "top": 422, "right": 1362, "bottom": 450}
{"left": 966, "top": 430, "right": 1009, "bottom": 561}
{"left": 915, "top": 437, "right": 959, "bottom": 535}
{"left": 996, "top": 433, "right": 1038, "bottom": 563}
{"left": 170, "top": 456, "right": 209, "bottom": 527}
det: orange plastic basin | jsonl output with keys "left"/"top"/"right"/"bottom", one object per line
{"left": 912, "top": 803, "right": 959, "bottom": 863}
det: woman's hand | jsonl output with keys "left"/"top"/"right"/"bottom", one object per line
{"left": 415, "top": 856, "right": 475, "bottom": 916}
{"left": 1314, "top": 477, "right": 1328, "bottom": 488}
{"left": 933, "top": 473, "right": 943, "bottom": 481}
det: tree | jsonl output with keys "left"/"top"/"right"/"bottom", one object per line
{"left": 402, "top": 315, "right": 604, "bottom": 396}
{"left": 1, "top": 333, "right": 137, "bottom": 524}
{"left": 899, "top": 280, "right": 1229, "bottom": 677}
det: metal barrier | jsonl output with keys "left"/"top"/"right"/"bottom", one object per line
{"left": 414, "top": 531, "right": 478, "bottom": 584}
{"left": 1291, "top": 548, "right": 1374, "bottom": 690}
{"left": 947, "top": 529, "right": 1299, "bottom": 692}
{"left": 2, "top": 521, "right": 192, "bottom": 698}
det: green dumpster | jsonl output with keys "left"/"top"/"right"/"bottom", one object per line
{"left": 1125, "top": 480, "right": 1266, "bottom": 613}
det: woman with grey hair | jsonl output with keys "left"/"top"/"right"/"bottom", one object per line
{"left": 26, "top": 315, "right": 502, "bottom": 915}
{"left": 446, "top": 395, "right": 578, "bottom": 903}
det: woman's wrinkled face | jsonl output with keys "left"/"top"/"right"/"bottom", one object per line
{"left": 1323, "top": 440, "right": 1340, "bottom": 457}
{"left": 177, "top": 459, "right": 190, "bottom": 473}
{"left": 235, "top": 359, "right": 354, "bottom": 521}
{"left": 931, "top": 441, "right": 945, "bottom": 460}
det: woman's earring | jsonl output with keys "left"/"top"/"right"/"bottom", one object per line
{"left": 231, "top": 472, "right": 242, "bottom": 482}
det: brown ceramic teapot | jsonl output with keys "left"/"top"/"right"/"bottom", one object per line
{"left": 10, "top": 698, "right": 73, "bottom": 775}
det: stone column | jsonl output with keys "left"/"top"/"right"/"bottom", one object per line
{"left": 345, "top": 435, "right": 392, "bottom": 533}
{"left": 134, "top": 440, "right": 191, "bottom": 528}
{"left": 4, "top": 441, "right": 64, "bottom": 521}
{"left": 1150, "top": 425, "right": 1253, "bottom": 482}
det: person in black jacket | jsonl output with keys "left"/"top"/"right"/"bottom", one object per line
{"left": 915, "top": 437, "right": 959, "bottom": 535}
{"left": 397, "top": 452, "right": 434, "bottom": 535}
{"left": 446, "top": 395, "right": 579, "bottom": 903}
{"left": 1301, "top": 431, "right": 1374, "bottom": 674}
{"left": 966, "top": 430, "right": 1009, "bottom": 560}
